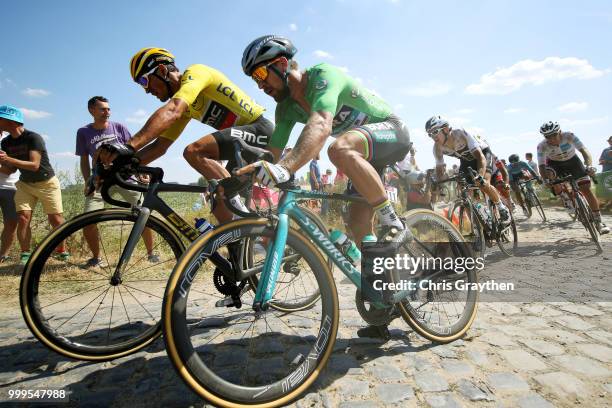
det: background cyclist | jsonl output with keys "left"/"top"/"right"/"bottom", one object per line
{"left": 507, "top": 153, "right": 541, "bottom": 216}
{"left": 537, "top": 121, "right": 609, "bottom": 234}
{"left": 427, "top": 116, "right": 510, "bottom": 223}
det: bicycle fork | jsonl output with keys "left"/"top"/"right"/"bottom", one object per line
{"left": 111, "top": 207, "right": 151, "bottom": 285}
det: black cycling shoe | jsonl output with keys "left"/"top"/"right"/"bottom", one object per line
{"left": 356, "top": 324, "right": 391, "bottom": 340}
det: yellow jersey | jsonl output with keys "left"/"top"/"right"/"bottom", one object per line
{"left": 161, "top": 64, "right": 265, "bottom": 141}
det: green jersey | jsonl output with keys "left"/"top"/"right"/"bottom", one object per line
{"left": 269, "top": 63, "right": 393, "bottom": 149}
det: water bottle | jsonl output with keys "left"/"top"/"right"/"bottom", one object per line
{"left": 329, "top": 229, "right": 361, "bottom": 264}
{"left": 195, "top": 218, "right": 214, "bottom": 235}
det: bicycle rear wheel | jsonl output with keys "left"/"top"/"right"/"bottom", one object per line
{"left": 20, "top": 209, "right": 184, "bottom": 361}
{"left": 448, "top": 200, "right": 485, "bottom": 258}
{"left": 575, "top": 193, "right": 602, "bottom": 251}
{"left": 163, "top": 219, "right": 339, "bottom": 407}
{"left": 397, "top": 209, "right": 479, "bottom": 343}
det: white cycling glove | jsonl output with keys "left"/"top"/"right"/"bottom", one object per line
{"left": 252, "top": 161, "right": 291, "bottom": 187}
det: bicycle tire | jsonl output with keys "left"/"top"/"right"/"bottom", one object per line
{"left": 575, "top": 193, "right": 602, "bottom": 251}
{"left": 20, "top": 209, "right": 185, "bottom": 361}
{"left": 163, "top": 218, "right": 339, "bottom": 407}
{"left": 530, "top": 187, "right": 547, "bottom": 222}
{"left": 520, "top": 185, "right": 533, "bottom": 218}
{"left": 491, "top": 205, "right": 518, "bottom": 257}
{"left": 246, "top": 206, "right": 327, "bottom": 312}
{"left": 397, "top": 209, "right": 479, "bottom": 342}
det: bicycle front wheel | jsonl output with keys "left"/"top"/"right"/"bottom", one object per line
{"left": 492, "top": 207, "right": 518, "bottom": 257}
{"left": 397, "top": 209, "right": 479, "bottom": 343}
{"left": 20, "top": 209, "right": 185, "bottom": 361}
{"left": 530, "top": 188, "right": 547, "bottom": 222}
{"left": 163, "top": 218, "right": 339, "bottom": 407}
{"left": 448, "top": 200, "right": 485, "bottom": 258}
{"left": 575, "top": 193, "right": 602, "bottom": 251}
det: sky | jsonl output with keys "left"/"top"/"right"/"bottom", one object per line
{"left": 1, "top": 0, "right": 611, "bottom": 184}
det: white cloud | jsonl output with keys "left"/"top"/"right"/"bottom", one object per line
{"left": 337, "top": 66, "right": 349, "bottom": 73}
{"left": 557, "top": 101, "right": 588, "bottom": 113}
{"left": 125, "top": 109, "right": 148, "bottom": 124}
{"left": 289, "top": 23, "right": 298, "bottom": 31}
{"left": 465, "top": 57, "right": 610, "bottom": 95}
{"left": 504, "top": 107, "right": 523, "bottom": 114}
{"left": 20, "top": 108, "right": 52, "bottom": 119}
{"left": 22, "top": 88, "right": 51, "bottom": 97}
{"left": 50, "top": 151, "right": 77, "bottom": 158}
{"left": 559, "top": 116, "right": 608, "bottom": 127}
{"left": 402, "top": 81, "right": 452, "bottom": 97}
{"left": 313, "top": 50, "right": 333, "bottom": 59}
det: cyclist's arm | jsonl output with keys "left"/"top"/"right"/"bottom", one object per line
{"left": 279, "top": 110, "right": 333, "bottom": 172}
{"left": 578, "top": 147, "right": 593, "bottom": 167}
{"left": 524, "top": 162, "right": 538, "bottom": 178}
{"left": 127, "top": 98, "right": 188, "bottom": 151}
{"left": 137, "top": 137, "right": 175, "bottom": 165}
{"left": 471, "top": 148, "right": 487, "bottom": 177}
{"left": 434, "top": 145, "right": 446, "bottom": 180}
{"left": 499, "top": 163, "right": 509, "bottom": 183}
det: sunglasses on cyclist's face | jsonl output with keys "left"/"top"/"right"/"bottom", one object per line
{"left": 251, "top": 58, "right": 282, "bottom": 83}
{"left": 428, "top": 128, "right": 444, "bottom": 138}
{"left": 544, "top": 131, "right": 560, "bottom": 139}
{"left": 136, "top": 66, "right": 159, "bottom": 90}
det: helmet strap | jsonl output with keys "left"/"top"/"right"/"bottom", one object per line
{"left": 152, "top": 70, "right": 173, "bottom": 99}
{"left": 268, "top": 64, "right": 291, "bottom": 100}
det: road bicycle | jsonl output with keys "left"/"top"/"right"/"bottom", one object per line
{"left": 517, "top": 178, "right": 546, "bottom": 221}
{"left": 441, "top": 168, "right": 518, "bottom": 257}
{"left": 163, "top": 174, "right": 478, "bottom": 407}
{"left": 550, "top": 174, "right": 602, "bottom": 251}
{"left": 19, "top": 141, "right": 328, "bottom": 361}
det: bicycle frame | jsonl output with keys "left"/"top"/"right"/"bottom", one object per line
{"left": 252, "top": 188, "right": 433, "bottom": 312}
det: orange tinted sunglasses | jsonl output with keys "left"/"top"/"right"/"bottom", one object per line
{"left": 251, "top": 58, "right": 282, "bottom": 83}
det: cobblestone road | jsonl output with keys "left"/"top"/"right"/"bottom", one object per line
{"left": 0, "top": 207, "right": 610, "bottom": 407}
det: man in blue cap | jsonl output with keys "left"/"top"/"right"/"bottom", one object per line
{"left": 0, "top": 105, "right": 66, "bottom": 265}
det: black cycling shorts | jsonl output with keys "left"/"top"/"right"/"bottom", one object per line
{"left": 459, "top": 148, "right": 495, "bottom": 178}
{"left": 547, "top": 155, "right": 589, "bottom": 182}
{"left": 344, "top": 114, "right": 412, "bottom": 196}
{"left": 211, "top": 116, "right": 274, "bottom": 171}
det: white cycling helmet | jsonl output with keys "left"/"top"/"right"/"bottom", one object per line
{"left": 539, "top": 121, "right": 560, "bottom": 137}
{"left": 425, "top": 115, "right": 449, "bottom": 133}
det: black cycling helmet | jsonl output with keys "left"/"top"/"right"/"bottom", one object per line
{"left": 242, "top": 35, "right": 297, "bottom": 76}
{"left": 539, "top": 121, "right": 560, "bottom": 137}
{"left": 509, "top": 154, "right": 520, "bottom": 163}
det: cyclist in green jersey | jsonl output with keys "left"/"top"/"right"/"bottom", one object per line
{"left": 237, "top": 36, "right": 412, "bottom": 245}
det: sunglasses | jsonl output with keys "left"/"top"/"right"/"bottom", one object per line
{"left": 136, "top": 66, "right": 159, "bottom": 90}
{"left": 251, "top": 58, "right": 282, "bottom": 83}
{"left": 544, "top": 131, "right": 560, "bottom": 139}
{"left": 428, "top": 128, "right": 444, "bottom": 138}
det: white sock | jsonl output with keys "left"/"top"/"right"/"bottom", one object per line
{"left": 374, "top": 200, "right": 404, "bottom": 229}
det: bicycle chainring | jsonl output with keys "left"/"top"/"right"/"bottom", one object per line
{"left": 213, "top": 268, "right": 237, "bottom": 296}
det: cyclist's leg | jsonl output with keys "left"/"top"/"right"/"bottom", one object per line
{"left": 183, "top": 117, "right": 273, "bottom": 222}
{"left": 328, "top": 116, "right": 411, "bottom": 237}
{"left": 83, "top": 192, "right": 105, "bottom": 258}
{"left": 344, "top": 180, "right": 376, "bottom": 244}
{"left": 511, "top": 178, "right": 526, "bottom": 208}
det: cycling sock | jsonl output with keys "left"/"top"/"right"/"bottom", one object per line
{"left": 593, "top": 211, "right": 602, "bottom": 222}
{"left": 374, "top": 200, "right": 403, "bottom": 229}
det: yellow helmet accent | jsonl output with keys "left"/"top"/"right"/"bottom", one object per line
{"left": 130, "top": 47, "right": 175, "bottom": 82}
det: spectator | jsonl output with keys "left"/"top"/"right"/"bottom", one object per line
{"left": 397, "top": 146, "right": 419, "bottom": 173}
{"left": 76, "top": 96, "right": 158, "bottom": 267}
{"left": 0, "top": 134, "right": 19, "bottom": 263}
{"left": 0, "top": 105, "right": 66, "bottom": 265}
{"left": 599, "top": 136, "right": 612, "bottom": 172}
{"left": 309, "top": 154, "right": 322, "bottom": 191}
{"left": 525, "top": 152, "right": 540, "bottom": 177}
{"left": 321, "top": 169, "right": 333, "bottom": 216}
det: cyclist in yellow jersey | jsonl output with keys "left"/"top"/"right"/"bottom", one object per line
{"left": 96, "top": 48, "right": 273, "bottom": 223}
